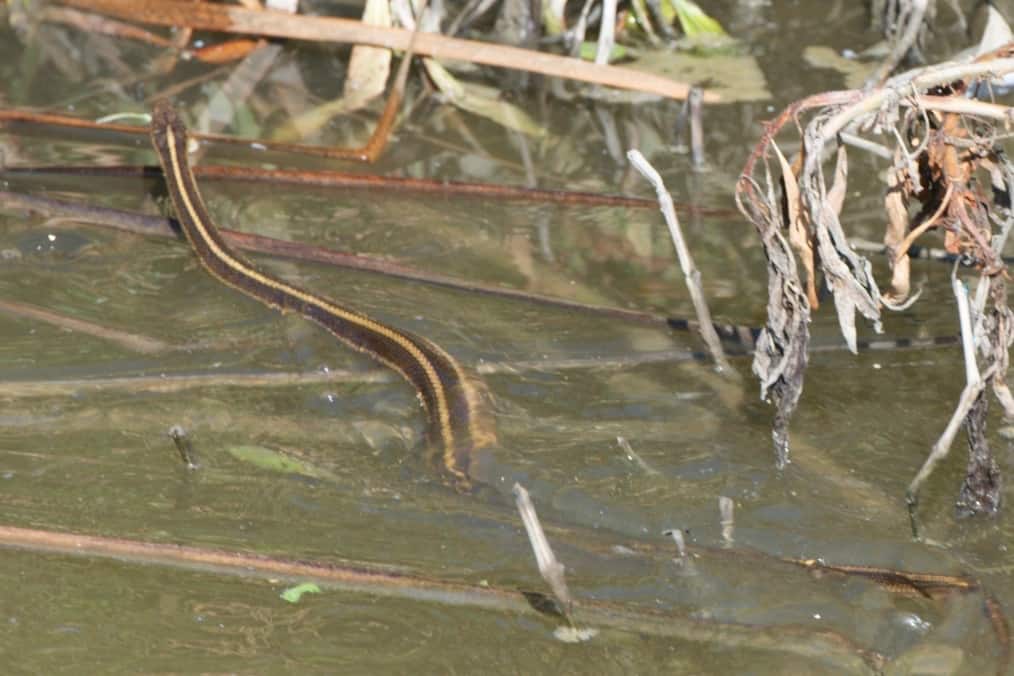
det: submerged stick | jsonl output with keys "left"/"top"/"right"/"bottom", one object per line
{"left": 0, "top": 349, "right": 717, "bottom": 398}
{"left": 0, "top": 190, "right": 963, "bottom": 361}
{"left": 688, "top": 87, "right": 706, "bottom": 171}
{"left": 0, "top": 298, "right": 172, "bottom": 354}
{"left": 0, "top": 523, "right": 882, "bottom": 670}
{"left": 1, "top": 163, "right": 664, "bottom": 209}
{"left": 0, "top": 369, "right": 393, "bottom": 398}
{"left": 0, "top": 190, "right": 743, "bottom": 345}
{"left": 616, "top": 436, "right": 660, "bottom": 476}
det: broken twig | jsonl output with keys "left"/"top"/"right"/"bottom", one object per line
{"left": 627, "top": 149, "right": 732, "bottom": 374}
{"left": 513, "top": 483, "right": 572, "bottom": 615}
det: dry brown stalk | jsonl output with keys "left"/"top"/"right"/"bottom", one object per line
{"left": 55, "top": 0, "right": 714, "bottom": 102}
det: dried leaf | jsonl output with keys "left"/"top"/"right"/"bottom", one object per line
{"left": 802, "top": 134, "right": 882, "bottom": 353}
{"left": 772, "top": 142, "right": 818, "bottom": 308}
{"left": 826, "top": 145, "right": 848, "bottom": 217}
{"left": 830, "top": 283, "right": 859, "bottom": 352}
{"left": 751, "top": 224, "right": 810, "bottom": 468}
{"left": 812, "top": 210, "right": 882, "bottom": 353}
{"left": 975, "top": 4, "right": 1014, "bottom": 57}
{"left": 883, "top": 166, "right": 912, "bottom": 304}
{"left": 344, "top": 0, "right": 393, "bottom": 105}
{"left": 199, "top": 42, "right": 281, "bottom": 133}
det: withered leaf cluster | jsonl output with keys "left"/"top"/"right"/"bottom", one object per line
{"left": 736, "top": 49, "right": 1014, "bottom": 515}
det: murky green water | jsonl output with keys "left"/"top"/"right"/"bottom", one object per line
{"left": 0, "top": 1, "right": 1011, "bottom": 673}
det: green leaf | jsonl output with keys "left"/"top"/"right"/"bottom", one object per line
{"left": 670, "top": 0, "right": 727, "bottom": 37}
{"left": 280, "top": 583, "right": 322, "bottom": 603}
{"left": 226, "top": 444, "right": 334, "bottom": 480}
{"left": 542, "top": 0, "right": 566, "bottom": 36}
{"left": 578, "top": 41, "right": 628, "bottom": 63}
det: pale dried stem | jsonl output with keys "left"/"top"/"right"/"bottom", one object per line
{"left": 957, "top": 276, "right": 981, "bottom": 385}
{"left": 628, "top": 149, "right": 733, "bottom": 374}
{"left": 917, "top": 94, "right": 1014, "bottom": 121}
{"left": 821, "top": 57, "right": 1014, "bottom": 142}
{"left": 513, "top": 483, "right": 573, "bottom": 614}
{"left": 688, "top": 87, "right": 706, "bottom": 170}
{"left": 839, "top": 131, "right": 892, "bottom": 159}
{"left": 719, "top": 496, "right": 734, "bottom": 547}
{"left": 594, "top": 0, "right": 617, "bottom": 66}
